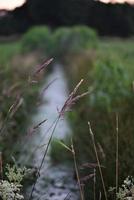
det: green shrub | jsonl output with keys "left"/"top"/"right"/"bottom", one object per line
{"left": 89, "top": 60, "right": 131, "bottom": 112}
{"left": 21, "top": 26, "right": 52, "bottom": 55}
{"left": 21, "top": 26, "right": 98, "bottom": 59}
{"left": 53, "top": 26, "right": 98, "bottom": 58}
{"left": 52, "top": 27, "right": 72, "bottom": 57}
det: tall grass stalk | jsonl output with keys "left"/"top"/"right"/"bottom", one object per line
{"left": 57, "top": 139, "right": 84, "bottom": 200}
{"left": 99, "top": 191, "right": 102, "bottom": 200}
{"left": 116, "top": 114, "right": 119, "bottom": 197}
{"left": 88, "top": 122, "right": 108, "bottom": 200}
{"left": 0, "top": 96, "right": 22, "bottom": 136}
{"left": 93, "top": 168, "right": 96, "bottom": 200}
{"left": 71, "top": 139, "right": 84, "bottom": 200}
{"left": 0, "top": 152, "right": 3, "bottom": 180}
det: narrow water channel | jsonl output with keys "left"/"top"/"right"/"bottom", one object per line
{"left": 19, "top": 64, "right": 79, "bottom": 200}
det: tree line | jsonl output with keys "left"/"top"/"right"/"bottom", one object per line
{"left": 1, "top": 0, "right": 134, "bottom": 37}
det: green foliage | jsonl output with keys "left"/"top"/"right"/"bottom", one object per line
{"left": 0, "top": 180, "right": 24, "bottom": 200}
{"left": 89, "top": 60, "right": 131, "bottom": 111}
{"left": 99, "top": 38, "right": 134, "bottom": 79}
{"left": 5, "top": 165, "right": 27, "bottom": 184}
{"left": 53, "top": 26, "right": 98, "bottom": 58}
{"left": 21, "top": 26, "right": 52, "bottom": 55}
{"left": 109, "top": 176, "right": 134, "bottom": 199}
{"left": 21, "top": 26, "right": 98, "bottom": 58}
{"left": 0, "top": 165, "right": 27, "bottom": 200}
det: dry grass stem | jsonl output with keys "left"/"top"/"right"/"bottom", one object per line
{"left": 0, "top": 95, "right": 23, "bottom": 136}
{"left": 71, "top": 139, "right": 84, "bottom": 200}
{"left": 59, "top": 79, "right": 89, "bottom": 117}
{"left": 99, "top": 191, "right": 102, "bottom": 200}
{"left": 94, "top": 168, "right": 96, "bottom": 200}
{"left": 40, "top": 78, "right": 58, "bottom": 96}
{"left": 57, "top": 140, "right": 72, "bottom": 153}
{"left": 33, "top": 58, "right": 53, "bottom": 77}
{"left": 88, "top": 122, "right": 108, "bottom": 200}
{"left": 0, "top": 152, "right": 3, "bottom": 180}
{"left": 116, "top": 114, "right": 119, "bottom": 195}
{"left": 33, "top": 119, "right": 47, "bottom": 130}
{"left": 9, "top": 95, "right": 23, "bottom": 118}
{"left": 28, "top": 119, "right": 47, "bottom": 135}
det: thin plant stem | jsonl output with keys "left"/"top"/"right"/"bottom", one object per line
{"left": 99, "top": 191, "right": 102, "bottom": 200}
{"left": 88, "top": 122, "right": 108, "bottom": 200}
{"left": 116, "top": 114, "right": 119, "bottom": 197}
{"left": 64, "top": 191, "right": 71, "bottom": 200}
{"left": 28, "top": 117, "right": 58, "bottom": 160}
{"left": 71, "top": 139, "right": 84, "bottom": 200}
{"left": 0, "top": 109, "right": 11, "bottom": 136}
{"left": 93, "top": 168, "right": 96, "bottom": 200}
{"left": 0, "top": 152, "right": 3, "bottom": 180}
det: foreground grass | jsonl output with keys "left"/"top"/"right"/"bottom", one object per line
{"left": 0, "top": 40, "right": 45, "bottom": 163}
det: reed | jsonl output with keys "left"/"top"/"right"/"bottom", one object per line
{"left": 71, "top": 139, "right": 85, "bottom": 200}
{"left": 115, "top": 114, "right": 119, "bottom": 197}
{"left": 88, "top": 122, "right": 108, "bottom": 200}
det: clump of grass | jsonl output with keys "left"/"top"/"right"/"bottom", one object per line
{"left": 88, "top": 122, "right": 108, "bottom": 200}
{"left": 21, "top": 26, "right": 52, "bottom": 56}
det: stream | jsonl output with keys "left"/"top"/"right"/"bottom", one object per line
{"left": 19, "top": 64, "right": 79, "bottom": 200}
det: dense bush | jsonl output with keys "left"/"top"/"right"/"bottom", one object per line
{"left": 21, "top": 26, "right": 52, "bottom": 55}
{"left": 21, "top": 26, "right": 98, "bottom": 58}
{"left": 53, "top": 26, "right": 98, "bottom": 58}
{"left": 89, "top": 60, "right": 131, "bottom": 111}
